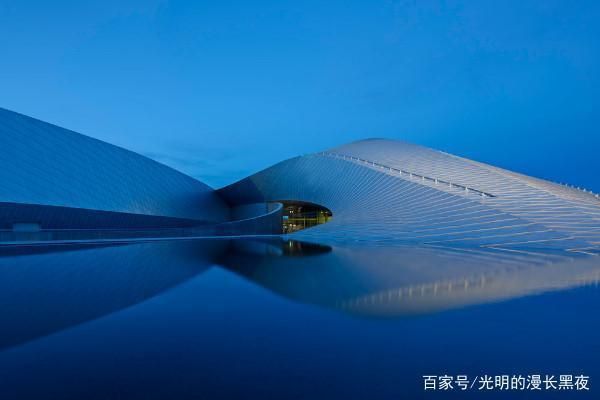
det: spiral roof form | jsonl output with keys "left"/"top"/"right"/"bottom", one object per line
{"left": 1, "top": 107, "right": 599, "bottom": 250}
{"left": 220, "top": 139, "right": 600, "bottom": 253}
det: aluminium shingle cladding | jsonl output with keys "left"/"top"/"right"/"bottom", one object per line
{"left": 2, "top": 106, "right": 599, "bottom": 248}
{"left": 0, "top": 108, "right": 229, "bottom": 224}
{"left": 219, "top": 139, "right": 600, "bottom": 252}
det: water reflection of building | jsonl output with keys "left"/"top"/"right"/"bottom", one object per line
{"left": 1, "top": 238, "right": 599, "bottom": 350}
{"left": 221, "top": 239, "right": 600, "bottom": 317}
{"left": 0, "top": 240, "right": 225, "bottom": 350}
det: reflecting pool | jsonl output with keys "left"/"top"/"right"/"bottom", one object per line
{"left": 0, "top": 238, "right": 598, "bottom": 399}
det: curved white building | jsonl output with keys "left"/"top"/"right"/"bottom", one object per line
{"left": 220, "top": 139, "right": 600, "bottom": 252}
{"left": 1, "top": 108, "right": 599, "bottom": 253}
{"left": 0, "top": 108, "right": 230, "bottom": 230}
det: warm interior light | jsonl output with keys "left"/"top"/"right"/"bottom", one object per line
{"left": 276, "top": 201, "right": 332, "bottom": 234}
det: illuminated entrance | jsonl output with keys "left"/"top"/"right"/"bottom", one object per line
{"left": 279, "top": 201, "right": 332, "bottom": 233}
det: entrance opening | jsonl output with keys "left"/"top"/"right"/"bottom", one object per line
{"left": 278, "top": 201, "right": 332, "bottom": 234}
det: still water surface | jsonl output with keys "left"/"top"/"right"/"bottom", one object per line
{"left": 0, "top": 238, "right": 598, "bottom": 399}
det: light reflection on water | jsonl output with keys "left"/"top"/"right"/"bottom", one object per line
{"left": 0, "top": 238, "right": 598, "bottom": 399}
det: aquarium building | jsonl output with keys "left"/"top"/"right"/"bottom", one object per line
{"left": 1, "top": 108, "right": 599, "bottom": 252}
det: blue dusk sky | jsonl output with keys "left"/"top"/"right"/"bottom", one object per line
{"left": 0, "top": 0, "right": 599, "bottom": 189}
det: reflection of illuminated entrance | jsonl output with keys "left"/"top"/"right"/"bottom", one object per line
{"left": 279, "top": 201, "right": 332, "bottom": 233}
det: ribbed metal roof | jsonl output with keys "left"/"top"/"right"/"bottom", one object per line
{"left": 220, "top": 138, "right": 600, "bottom": 252}
{"left": 0, "top": 108, "right": 230, "bottom": 223}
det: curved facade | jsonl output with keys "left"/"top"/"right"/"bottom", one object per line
{"left": 1, "top": 107, "right": 599, "bottom": 252}
{"left": 219, "top": 139, "right": 600, "bottom": 252}
{"left": 0, "top": 108, "right": 230, "bottom": 229}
